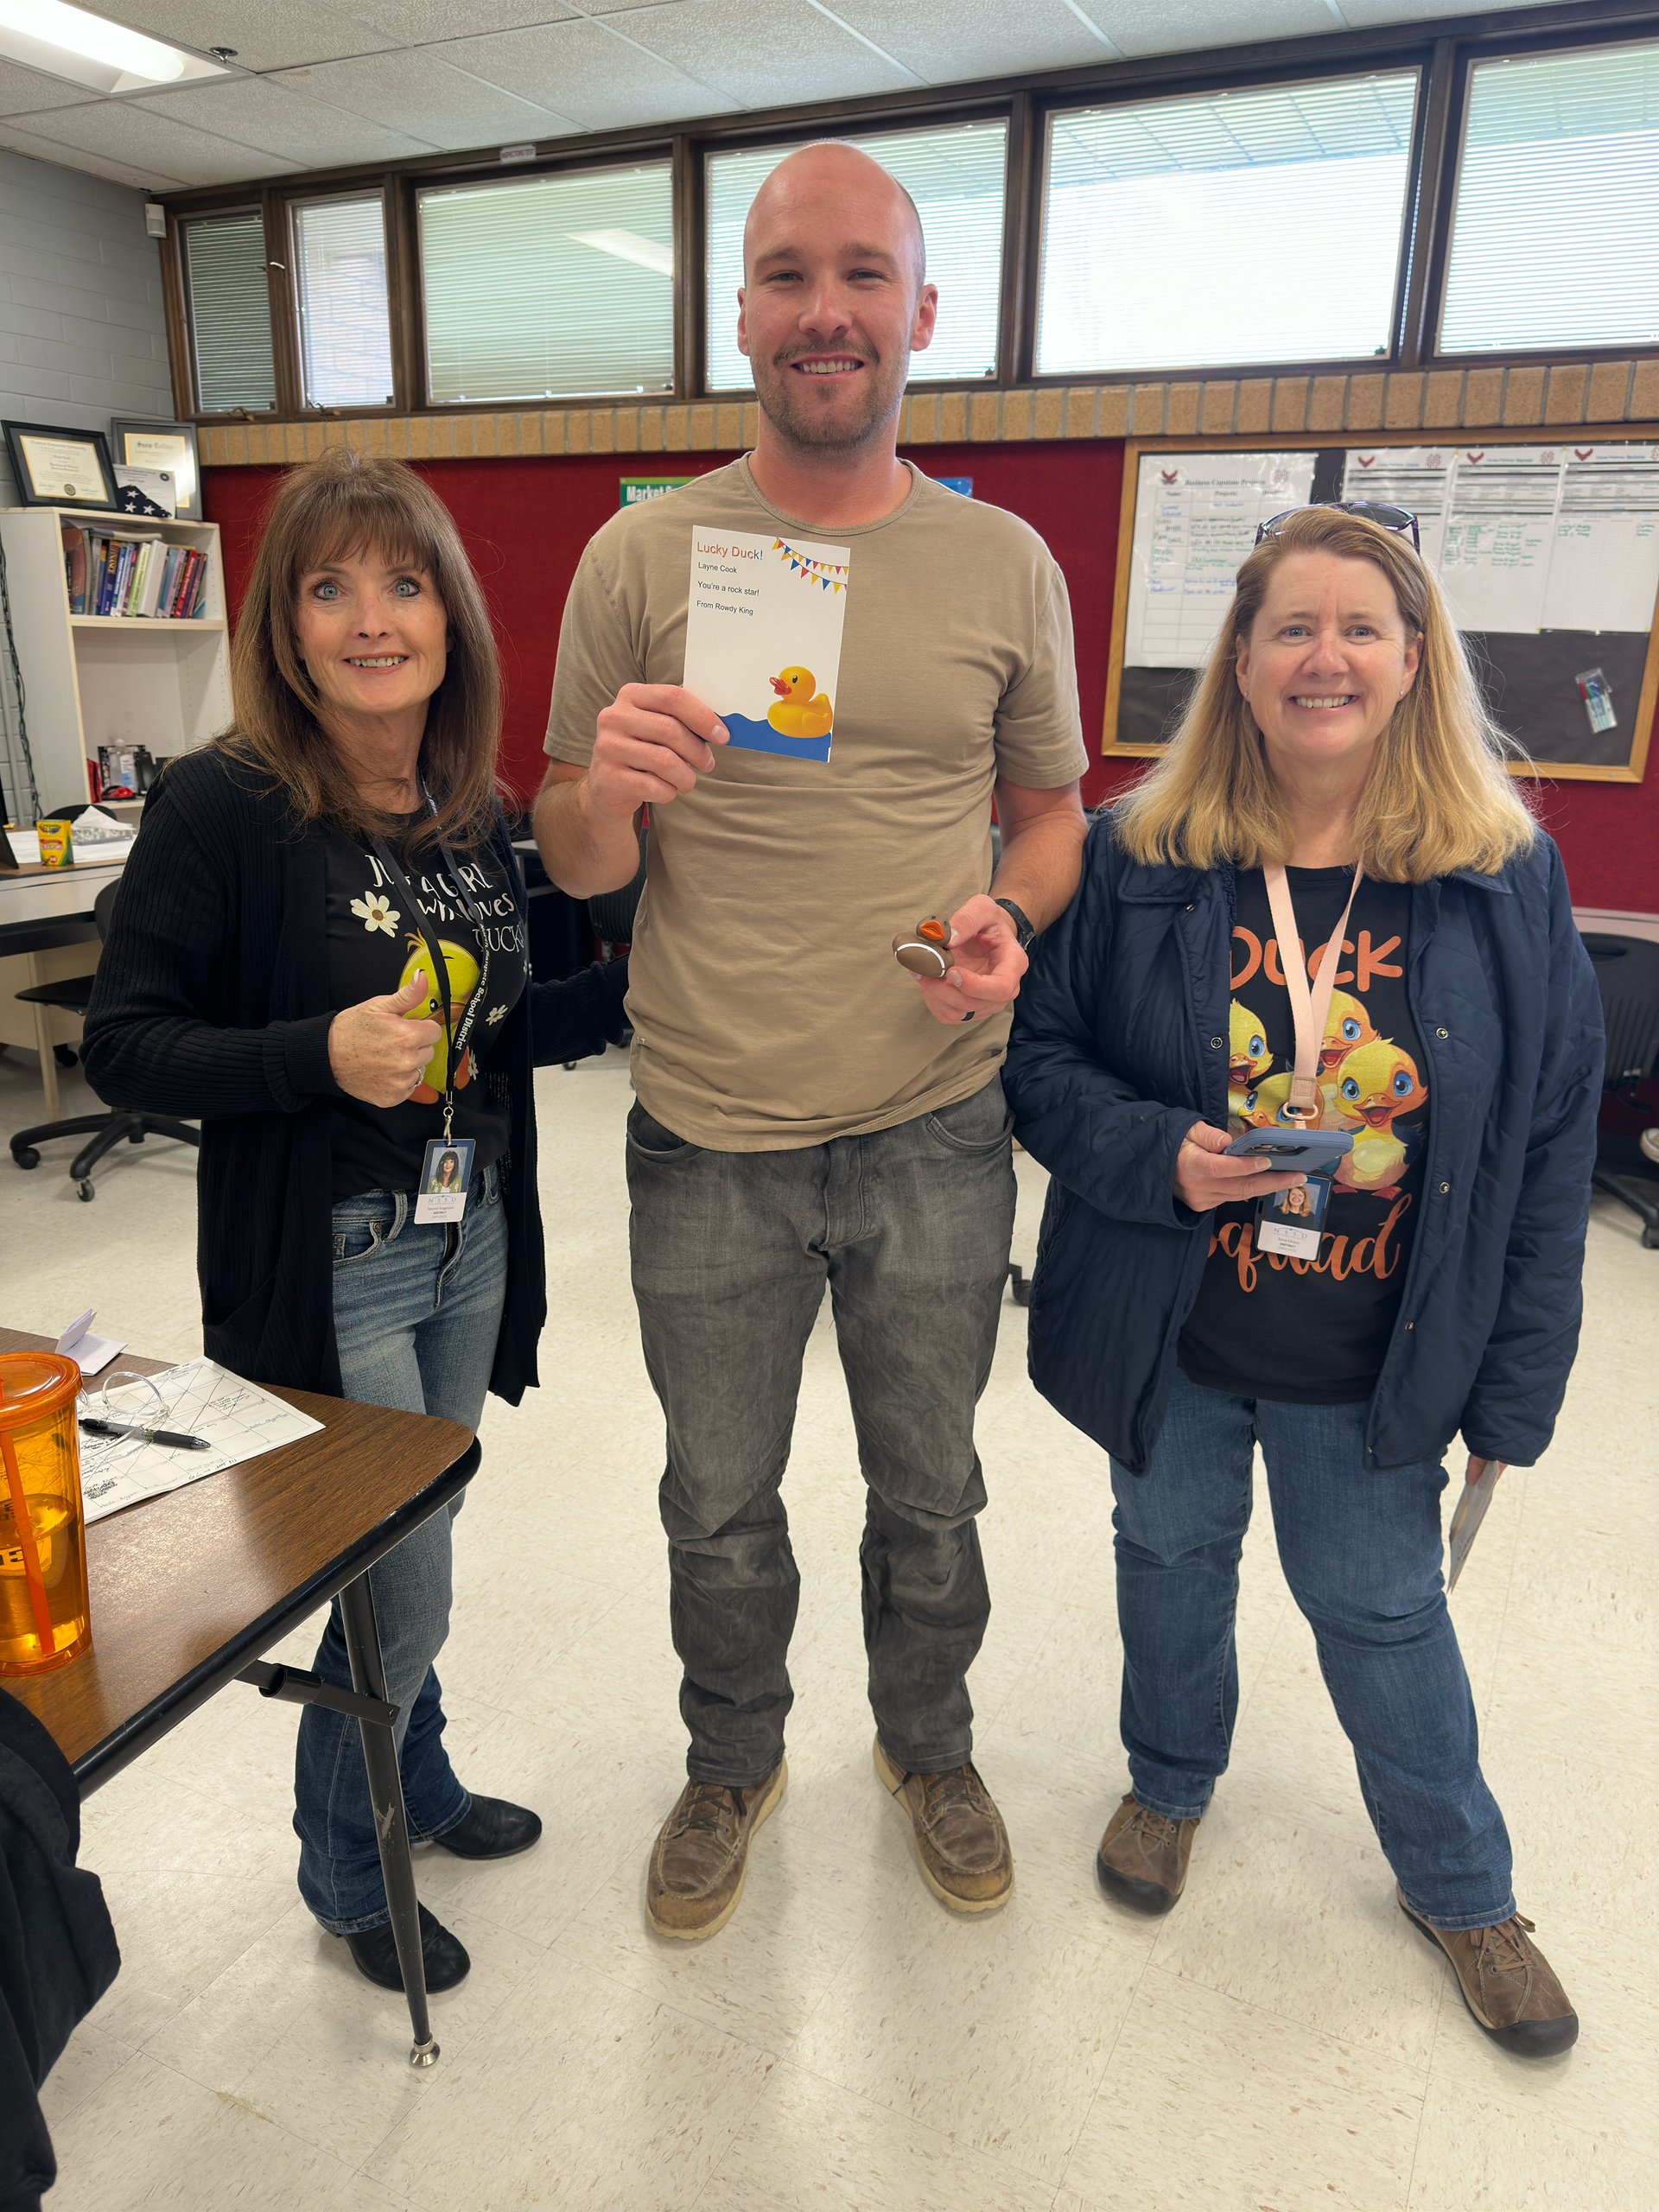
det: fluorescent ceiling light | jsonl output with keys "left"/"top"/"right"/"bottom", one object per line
{"left": 568, "top": 230, "right": 674, "bottom": 277}
{"left": 0, "top": 1, "right": 229, "bottom": 95}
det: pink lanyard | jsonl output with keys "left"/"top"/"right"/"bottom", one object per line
{"left": 1262, "top": 861, "right": 1365, "bottom": 1123}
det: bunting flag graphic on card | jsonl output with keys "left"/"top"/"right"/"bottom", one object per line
{"left": 682, "top": 526, "right": 851, "bottom": 762}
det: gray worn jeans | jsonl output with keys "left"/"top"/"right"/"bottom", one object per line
{"left": 626, "top": 1073, "right": 1018, "bottom": 1786}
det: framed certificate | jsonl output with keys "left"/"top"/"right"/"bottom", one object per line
{"left": 3, "top": 421, "right": 118, "bottom": 510}
{"left": 110, "top": 418, "right": 202, "bottom": 523}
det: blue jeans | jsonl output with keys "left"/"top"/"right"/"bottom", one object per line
{"left": 1109, "top": 1370, "right": 1514, "bottom": 1930}
{"left": 293, "top": 1166, "right": 506, "bottom": 1934}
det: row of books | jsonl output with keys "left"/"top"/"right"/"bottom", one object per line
{"left": 61, "top": 524, "right": 209, "bottom": 621}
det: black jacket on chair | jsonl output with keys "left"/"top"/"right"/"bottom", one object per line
{"left": 0, "top": 1688, "right": 120, "bottom": 2212}
{"left": 80, "top": 746, "right": 626, "bottom": 1400}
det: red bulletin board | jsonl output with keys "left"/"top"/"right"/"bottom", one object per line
{"left": 205, "top": 440, "right": 1657, "bottom": 913}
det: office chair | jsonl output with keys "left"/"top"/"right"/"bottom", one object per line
{"left": 1583, "top": 932, "right": 1659, "bottom": 1250}
{"left": 10, "top": 880, "right": 199, "bottom": 1202}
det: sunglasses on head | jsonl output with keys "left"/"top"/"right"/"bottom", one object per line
{"left": 1255, "top": 500, "right": 1421, "bottom": 552}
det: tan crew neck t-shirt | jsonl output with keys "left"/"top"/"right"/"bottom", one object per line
{"left": 545, "top": 457, "right": 1087, "bottom": 1150}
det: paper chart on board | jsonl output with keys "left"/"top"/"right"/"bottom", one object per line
{"left": 77, "top": 1358, "right": 322, "bottom": 1525}
{"left": 681, "top": 526, "right": 851, "bottom": 763}
{"left": 1125, "top": 452, "right": 1317, "bottom": 669}
{"left": 1340, "top": 442, "right": 1659, "bottom": 636}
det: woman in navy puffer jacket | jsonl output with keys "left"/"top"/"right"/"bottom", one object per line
{"left": 1004, "top": 504, "right": 1601, "bottom": 2059}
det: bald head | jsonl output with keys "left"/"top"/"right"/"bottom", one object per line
{"left": 743, "top": 142, "right": 926, "bottom": 291}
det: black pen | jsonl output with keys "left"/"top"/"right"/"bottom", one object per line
{"left": 79, "top": 1417, "right": 212, "bottom": 1451}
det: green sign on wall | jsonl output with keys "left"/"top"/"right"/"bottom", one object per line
{"left": 620, "top": 477, "right": 693, "bottom": 508}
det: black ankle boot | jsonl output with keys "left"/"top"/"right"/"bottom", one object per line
{"left": 345, "top": 1903, "right": 469, "bottom": 1993}
{"left": 432, "top": 1794, "right": 543, "bottom": 1860}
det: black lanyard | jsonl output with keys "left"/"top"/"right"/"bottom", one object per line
{"left": 370, "top": 823, "right": 492, "bottom": 1144}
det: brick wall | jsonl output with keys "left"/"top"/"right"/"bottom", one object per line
{"left": 0, "top": 147, "right": 174, "bottom": 510}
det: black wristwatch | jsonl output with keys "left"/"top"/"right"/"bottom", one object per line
{"left": 994, "top": 897, "right": 1036, "bottom": 950}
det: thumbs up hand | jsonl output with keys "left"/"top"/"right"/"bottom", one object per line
{"left": 327, "top": 971, "right": 444, "bottom": 1107}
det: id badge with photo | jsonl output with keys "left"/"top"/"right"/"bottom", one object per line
{"left": 1255, "top": 1166, "right": 1337, "bottom": 1261}
{"left": 415, "top": 1135, "right": 474, "bottom": 1224}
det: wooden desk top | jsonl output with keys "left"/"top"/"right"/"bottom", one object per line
{"left": 0, "top": 1329, "right": 474, "bottom": 1784}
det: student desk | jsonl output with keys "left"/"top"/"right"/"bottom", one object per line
{"left": 0, "top": 856, "right": 129, "bottom": 1120}
{"left": 0, "top": 1325, "right": 480, "bottom": 2066}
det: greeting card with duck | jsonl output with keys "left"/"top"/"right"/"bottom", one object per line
{"left": 683, "top": 525, "right": 851, "bottom": 763}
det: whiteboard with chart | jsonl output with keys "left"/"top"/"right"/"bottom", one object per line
{"left": 1105, "top": 434, "right": 1659, "bottom": 781}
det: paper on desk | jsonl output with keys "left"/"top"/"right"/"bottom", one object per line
{"left": 682, "top": 525, "right": 850, "bottom": 763}
{"left": 56, "top": 1308, "right": 124, "bottom": 1376}
{"left": 78, "top": 1358, "right": 322, "bottom": 1525}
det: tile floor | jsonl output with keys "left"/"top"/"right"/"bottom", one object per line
{"left": 3, "top": 1041, "right": 1655, "bottom": 2211}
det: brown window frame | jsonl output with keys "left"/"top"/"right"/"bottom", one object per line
{"left": 153, "top": 0, "right": 1659, "bottom": 427}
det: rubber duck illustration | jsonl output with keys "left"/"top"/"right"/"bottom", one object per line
{"left": 767, "top": 666, "right": 834, "bottom": 741}
{"left": 1332, "top": 1039, "right": 1427, "bottom": 1197}
{"left": 1228, "top": 999, "right": 1273, "bottom": 1124}
{"left": 1236, "top": 1072, "right": 1298, "bottom": 1129}
{"left": 1319, "top": 988, "right": 1378, "bottom": 1075}
{"left": 398, "top": 932, "right": 479, "bottom": 1103}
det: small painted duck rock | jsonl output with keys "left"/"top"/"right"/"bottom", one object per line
{"left": 893, "top": 917, "right": 955, "bottom": 977}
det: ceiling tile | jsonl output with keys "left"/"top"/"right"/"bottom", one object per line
{"left": 0, "top": 60, "right": 103, "bottom": 117}
{"left": 134, "top": 76, "right": 435, "bottom": 165}
{"left": 0, "top": 118, "right": 186, "bottom": 188}
{"left": 613, "top": 0, "right": 919, "bottom": 106}
{"left": 1090, "top": 1, "right": 1340, "bottom": 60}
{"left": 444, "top": 17, "right": 741, "bottom": 131}
{"left": 1336, "top": 0, "right": 1559, "bottom": 22}
{"left": 824, "top": 0, "right": 1115, "bottom": 83}
{"left": 12, "top": 99, "right": 304, "bottom": 185}
{"left": 276, "top": 49, "right": 580, "bottom": 149}
{"left": 91, "top": 3, "right": 398, "bottom": 73}
{"left": 342, "top": 2, "right": 576, "bottom": 36}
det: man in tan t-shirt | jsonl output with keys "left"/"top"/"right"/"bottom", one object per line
{"left": 537, "top": 142, "right": 1088, "bottom": 1938}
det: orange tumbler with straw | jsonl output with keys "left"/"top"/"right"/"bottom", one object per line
{"left": 0, "top": 1352, "right": 92, "bottom": 1675}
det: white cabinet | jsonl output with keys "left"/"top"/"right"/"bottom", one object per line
{"left": 0, "top": 505, "right": 232, "bottom": 813}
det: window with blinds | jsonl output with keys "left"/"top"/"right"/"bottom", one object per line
{"left": 181, "top": 210, "right": 275, "bottom": 413}
{"left": 419, "top": 163, "right": 674, "bottom": 404}
{"left": 704, "top": 122, "right": 1007, "bottom": 391}
{"left": 1440, "top": 41, "right": 1659, "bottom": 355}
{"left": 294, "top": 194, "right": 395, "bottom": 409}
{"left": 1036, "top": 73, "right": 1419, "bottom": 378}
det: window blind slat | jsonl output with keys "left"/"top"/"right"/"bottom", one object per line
{"left": 1440, "top": 42, "right": 1659, "bottom": 355}
{"left": 420, "top": 165, "right": 674, "bottom": 404}
{"left": 1036, "top": 73, "right": 1418, "bottom": 378}
{"left": 296, "top": 196, "right": 395, "bottom": 409}
{"left": 705, "top": 123, "right": 1007, "bottom": 392}
{"left": 184, "top": 211, "right": 275, "bottom": 414}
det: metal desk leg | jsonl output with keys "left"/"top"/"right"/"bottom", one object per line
{"left": 338, "top": 1571, "right": 439, "bottom": 2069}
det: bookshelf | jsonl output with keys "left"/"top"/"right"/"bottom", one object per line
{"left": 0, "top": 504, "right": 232, "bottom": 814}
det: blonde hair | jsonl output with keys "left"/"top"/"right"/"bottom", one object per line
{"left": 1116, "top": 506, "right": 1537, "bottom": 881}
{"left": 220, "top": 447, "right": 503, "bottom": 855}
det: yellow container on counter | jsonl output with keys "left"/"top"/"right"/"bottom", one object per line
{"left": 35, "top": 818, "right": 75, "bottom": 869}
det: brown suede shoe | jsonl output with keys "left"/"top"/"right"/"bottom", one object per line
{"left": 645, "top": 1760, "right": 786, "bottom": 1940}
{"left": 873, "top": 1737, "right": 1014, "bottom": 1913}
{"left": 1398, "top": 1892, "right": 1580, "bottom": 2056}
{"left": 1096, "top": 1792, "right": 1199, "bottom": 1915}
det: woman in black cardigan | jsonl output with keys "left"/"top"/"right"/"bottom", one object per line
{"left": 83, "top": 449, "right": 628, "bottom": 1996}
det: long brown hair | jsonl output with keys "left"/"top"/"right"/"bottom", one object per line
{"left": 220, "top": 447, "right": 502, "bottom": 853}
{"left": 1116, "top": 505, "right": 1537, "bottom": 881}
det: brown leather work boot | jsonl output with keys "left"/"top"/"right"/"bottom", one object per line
{"left": 873, "top": 1737, "right": 1014, "bottom": 1913}
{"left": 1096, "top": 1792, "right": 1199, "bottom": 1915}
{"left": 1398, "top": 1892, "right": 1580, "bottom": 2056}
{"left": 645, "top": 1760, "right": 786, "bottom": 1940}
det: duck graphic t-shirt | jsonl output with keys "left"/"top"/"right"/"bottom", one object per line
{"left": 1179, "top": 865, "right": 1428, "bottom": 1406}
{"left": 324, "top": 820, "right": 527, "bottom": 1202}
